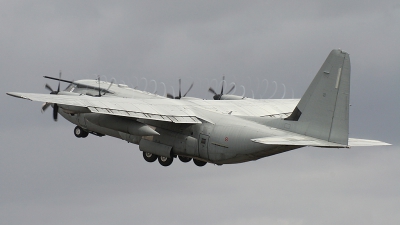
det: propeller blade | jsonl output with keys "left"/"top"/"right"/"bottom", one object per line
{"left": 43, "top": 76, "right": 73, "bottom": 84}
{"left": 53, "top": 104, "right": 59, "bottom": 121}
{"left": 178, "top": 79, "right": 182, "bottom": 99}
{"left": 41, "top": 102, "right": 50, "bottom": 113}
{"left": 102, "top": 80, "right": 114, "bottom": 96}
{"left": 98, "top": 75, "right": 101, "bottom": 96}
{"left": 226, "top": 84, "right": 235, "bottom": 95}
{"left": 220, "top": 76, "right": 225, "bottom": 95}
{"left": 45, "top": 84, "right": 54, "bottom": 92}
{"left": 183, "top": 82, "right": 194, "bottom": 97}
{"left": 208, "top": 87, "right": 217, "bottom": 95}
{"left": 57, "top": 71, "right": 61, "bottom": 93}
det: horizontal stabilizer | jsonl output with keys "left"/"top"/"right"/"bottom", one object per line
{"left": 252, "top": 135, "right": 391, "bottom": 148}
{"left": 251, "top": 134, "right": 347, "bottom": 148}
{"left": 348, "top": 138, "right": 391, "bottom": 147}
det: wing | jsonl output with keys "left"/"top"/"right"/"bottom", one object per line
{"left": 7, "top": 92, "right": 201, "bottom": 124}
{"left": 8, "top": 92, "right": 299, "bottom": 121}
{"left": 186, "top": 98, "right": 299, "bottom": 117}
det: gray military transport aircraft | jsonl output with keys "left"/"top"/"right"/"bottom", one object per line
{"left": 7, "top": 49, "right": 390, "bottom": 167}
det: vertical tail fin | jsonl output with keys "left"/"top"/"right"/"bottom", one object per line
{"left": 285, "top": 49, "right": 351, "bottom": 145}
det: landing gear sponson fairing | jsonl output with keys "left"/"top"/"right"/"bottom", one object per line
{"left": 7, "top": 50, "right": 390, "bottom": 167}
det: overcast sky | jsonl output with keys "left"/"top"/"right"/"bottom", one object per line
{"left": 1, "top": 1, "right": 399, "bottom": 225}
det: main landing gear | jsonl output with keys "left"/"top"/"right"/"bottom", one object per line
{"left": 158, "top": 156, "right": 173, "bottom": 167}
{"left": 74, "top": 126, "right": 88, "bottom": 138}
{"left": 142, "top": 152, "right": 207, "bottom": 167}
{"left": 178, "top": 155, "right": 192, "bottom": 163}
{"left": 143, "top": 152, "right": 158, "bottom": 162}
{"left": 142, "top": 152, "right": 173, "bottom": 166}
{"left": 193, "top": 159, "right": 207, "bottom": 167}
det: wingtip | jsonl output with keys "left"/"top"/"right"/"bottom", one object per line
{"left": 6, "top": 92, "right": 21, "bottom": 98}
{"left": 381, "top": 142, "right": 392, "bottom": 146}
{"left": 6, "top": 92, "right": 32, "bottom": 101}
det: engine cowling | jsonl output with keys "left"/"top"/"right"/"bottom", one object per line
{"left": 84, "top": 114, "right": 159, "bottom": 136}
{"left": 219, "top": 94, "right": 245, "bottom": 100}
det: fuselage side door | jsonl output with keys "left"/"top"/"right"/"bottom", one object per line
{"left": 198, "top": 133, "right": 210, "bottom": 159}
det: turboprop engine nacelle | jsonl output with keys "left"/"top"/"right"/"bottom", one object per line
{"left": 59, "top": 104, "right": 91, "bottom": 114}
{"left": 220, "top": 95, "right": 245, "bottom": 100}
{"left": 84, "top": 114, "right": 159, "bottom": 136}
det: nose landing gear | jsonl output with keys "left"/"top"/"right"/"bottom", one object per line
{"left": 74, "top": 126, "right": 89, "bottom": 138}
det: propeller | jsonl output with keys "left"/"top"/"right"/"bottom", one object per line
{"left": 42, "top": 71, "right": 62, "bottom": 121}
{"left": 208, "top": 76, "right": 235, "bottom": 100}
{"left": 167, "top": 79, "right": 194, "bottom": 99}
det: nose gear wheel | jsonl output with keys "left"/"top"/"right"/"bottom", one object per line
{"left": 74, "top": 126, "right": 89, "bottom": 138}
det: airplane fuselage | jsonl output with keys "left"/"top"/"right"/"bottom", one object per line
{"left": 59, "top": 100, "right": 299, "bottom": 165}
